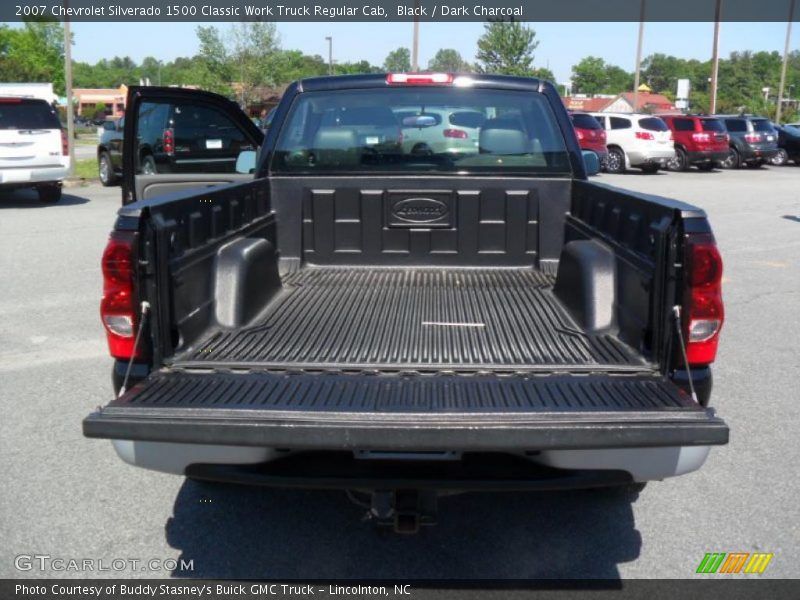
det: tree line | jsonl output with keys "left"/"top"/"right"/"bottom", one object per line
{"left": 2, "top": 21, "right": 797, "bottom": 120}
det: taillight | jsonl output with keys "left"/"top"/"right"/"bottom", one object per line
{"left": 61, "top": 129, "right": 68, "bottom": 156}
{"left": 386, "top": 73, "right": 454, "bottom": 85}
{"left": 691, "top": 132, "right": 711, "bottom": 143}
{"left": 599, "top": 130, "right": 607, "bottom": 141}
{"left": 575, "top": 129, "right": 585, "bottom": 141}
{"left": 443, "top": 128, "right": 468, "bottom": 139}
{"left": 100, "top": 231, "right": 144, "bottom": 360}
{"left": 635, "top": 131, "right": 654, "bottom": 140}
{"left": 163, "top": 128, "right": 174, "bottom": 155}
{"left": 744, "top": 133, "right": 761, "bottom": 143}
{"left": 682, "top": 233, "right": 724, "bottom": 366}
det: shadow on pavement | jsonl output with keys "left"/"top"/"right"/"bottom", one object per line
{"left": 165, "top": 480, "right": 642, "bottom": 579}
{"left": 0, "top": 187, "right": 90, "bottom": 208}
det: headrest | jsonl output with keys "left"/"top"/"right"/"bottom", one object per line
{"left": 311, "top": 127, "right": 361, "bottom": 167}
{"left": 479, "top": 118, "right": 530, "bottom": 155}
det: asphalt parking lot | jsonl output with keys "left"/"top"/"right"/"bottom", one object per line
{"left": 1, "top": 167, "right": 799, "bottom": 580}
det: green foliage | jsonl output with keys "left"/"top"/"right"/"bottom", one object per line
{"left": 427, "top": 48, "right": 471, "bottom": 72}
{"left": 383, "top": 47, "right": 411, "bottom": 72}
{"left": 572, "top": 57, "right": 633, "bottom": 95}
{"left": 0, "top": 21, "right": 66, "bottom": 94}
{"left": 475, "top": 21, "right": 538, "bottom": 76}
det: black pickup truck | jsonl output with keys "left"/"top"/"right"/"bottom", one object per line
{"left": 84, "top": 74, "right": 728, "bottom": 530}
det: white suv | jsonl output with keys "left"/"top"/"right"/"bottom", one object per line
{"left": 590, "top": 112, "right": 674, "bottom": 174}
{"left": 0, "top": 97, "right": 69, "bottom": 202}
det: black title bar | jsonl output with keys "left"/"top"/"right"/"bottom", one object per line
{"left": 3, "top": 0, "right": 799, "bottom": 22}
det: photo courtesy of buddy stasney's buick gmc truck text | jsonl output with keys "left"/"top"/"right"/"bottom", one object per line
{"left": 82, "top": 72, "right": 728, "bottom": 532}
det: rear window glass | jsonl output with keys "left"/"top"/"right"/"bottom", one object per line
{"left": 725, "top": 119, "right": 747, "bottom": 132}
{"left": 448, "top": 111, "right": 486, "bottom": 129}
{"left": 0, "top": 100, "right": 61, "bottom": 130}
{"left": 609, "top": 117, "right": 631, "bottom": 130}
{"left": 672, "top": 118, "right": 695, "bottom": 132}
{"left": 701, "top": 119, "right": 726, "bottom": 132}
{"left": 570, "top": 113, "right": 602, "bottom": 130}
{"left": 751, "top": 119, "right": 773, "bottom": 133}
{"left": 639, "top": 117, "right": 669, "bottom": 132}
{"left": 272, "top": 87, "right": 571, "bottom": 176}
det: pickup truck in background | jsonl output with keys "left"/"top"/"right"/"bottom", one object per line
{"left": 83, "top": 74, "right": 728, "bottom": 532}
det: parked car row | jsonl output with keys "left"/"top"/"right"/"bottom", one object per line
{"left": 568, "top": 110, "right": 800, "bottom": 174}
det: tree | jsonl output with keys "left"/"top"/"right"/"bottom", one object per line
{"left": 427, "top": 48, "right": 470, "bottom": 72}
{"left": 191, "top": 25, "right": 233, "bottom": 95}
{"left": 571, "top": 56, "right": 633, "bottom": 95}
{"left": 383, "top": 47, "right": 411, "bottom": 72}
{"left": 475, "top": 21, "right": 538, "bottom": 76}
{"left": 531, "top": 67, "right": 556, "bottom": 83}
{"left": 0, "top": 21, "right": 66, "bottom": 94}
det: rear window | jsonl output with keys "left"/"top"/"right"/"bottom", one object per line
{"left": 725, "top": 119, "right": 747, "bottom": 132}
{"left": 701, "top": 119, "right": 726, "bottom": 132}
{"left": 570, "top": 113, "right": 602, "bottom": 130}
{"left": 751, "top": 119, "right": 773, "bottom": 133}
{"left": 638, "top": 117, "right": 669, "bottom": 132}
{"left": 672, "top": 118, "right": 695, "bottom": 132}
{"left": 609, "top": 117, "right": 631, "bottom": 130}
{"left": 0, "top": 99, "right": 61, "bottom": 130}
{"left": 272, "top": 87, "right": 571, "bottom": 175}
{"left": 448, "top": 111, "right": 485, "bottom": 129}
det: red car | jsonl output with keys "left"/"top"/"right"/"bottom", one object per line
{"left": 569, "top": 112, "right": 608, "bottom": 168}
{"left": 661, "top": 115, "right": 730, "bottom": 171}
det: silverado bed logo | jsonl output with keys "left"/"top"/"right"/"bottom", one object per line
{"left": 391, "top": 198, "right": 449, "bottom": 223}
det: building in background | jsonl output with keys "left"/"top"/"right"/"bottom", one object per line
{"left": 73, "top": 85, "right": 128, "bottom": 118}
{"left": 563, "top": 84, "right": 676, "bottom": 115}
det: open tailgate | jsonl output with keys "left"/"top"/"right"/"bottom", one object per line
{"left": 83, "top": 370, "right": 728, "bottom": 450}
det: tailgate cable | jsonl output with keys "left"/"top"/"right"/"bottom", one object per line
{"left": 118, "top": 301, "right": 151, "bottom": 397}
{"left": 672, "top": 305, "right": 698, "bottom": 403}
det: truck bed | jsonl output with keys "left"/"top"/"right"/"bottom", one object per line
{"left": 173, "top": 266, "right": 647, "bottom": 373}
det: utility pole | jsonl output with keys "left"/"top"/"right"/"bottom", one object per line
{"left": 776, "top": 0, "right": 796, "bottom": 124}
{"left": 411, "top": 11, "right": 420, "bottom": 71}
{"left": 325, "top": 36, "right": 333, "bottom": 75}
{"left": 63, "top": 5, "right": 75, "bottom": 178}
{"left": 709, "top": 0, "right": 723, "bottom": 114}
{"left": 632, "top": 0, "right": 646, "bottom": 113}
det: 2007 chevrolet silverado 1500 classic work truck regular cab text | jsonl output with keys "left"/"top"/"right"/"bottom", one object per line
{"left": 83, "top": 74, "right": 728, "bottom": 530}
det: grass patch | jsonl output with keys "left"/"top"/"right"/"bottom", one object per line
{"left": 73, "top": 158, "right": 98, "bottom": 179}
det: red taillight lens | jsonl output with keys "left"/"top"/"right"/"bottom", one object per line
{"left": 599, "top": 130, "right": 607, "bottom": 141}
{"left": 635, "top": 131, "right": 654, "bottom": 140}
{"left": 386, "top": 72, "right": 454, "bottom": 85}
{"left": 575, "top": 129, "right": 585, "bottom": 141}
{"left": 163, "top": 128, "right": 174, "bottom": 155}
{"left": 61, "top": 129, "right": 69, "bottom": 156}
{"left": 744, "top": 133, "right": 761, "bottom": 143}
{"left": 443, "top": 128, "right": 467, "bottom": 139}
{"left": 100, "top": 231, "right": 143, "bottom": 360}
{"left": 683, "top": 233, "right": 724, "bottom": 366}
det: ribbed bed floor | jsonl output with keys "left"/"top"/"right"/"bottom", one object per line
{"left": 177, "top": 268, "right": 646, "bottom": 372}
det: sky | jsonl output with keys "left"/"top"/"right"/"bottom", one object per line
{"left": 67, "top": 21, "right": 795, "bottom": 86}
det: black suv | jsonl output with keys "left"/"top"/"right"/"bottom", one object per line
{"left": 717, "top": 115, "right": 778, "bottom": 168}
{"left": 135, "top": 101, "right": 256, "bottom": 175}
{"left": 97, "top": 118, "right": 124, "bottom": 186}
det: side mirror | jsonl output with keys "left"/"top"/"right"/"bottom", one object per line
{"left": 235, "top": 150, "right": 257, "bottom": 174}
{"left": 582, "top": 150, "right": 601, "bottom": 176}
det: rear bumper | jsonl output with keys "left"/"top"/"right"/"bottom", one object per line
{"left": 627, "top": 148, "right": 675, "bottom": 166}
{"left": 686, "top": 150, "right": 729, "bottom": 164}
{"left": 741, "top": 146, "right": 779, "bottom": 161}
{"left": 0, "top": 164, "right": 68, "bottom": 186}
